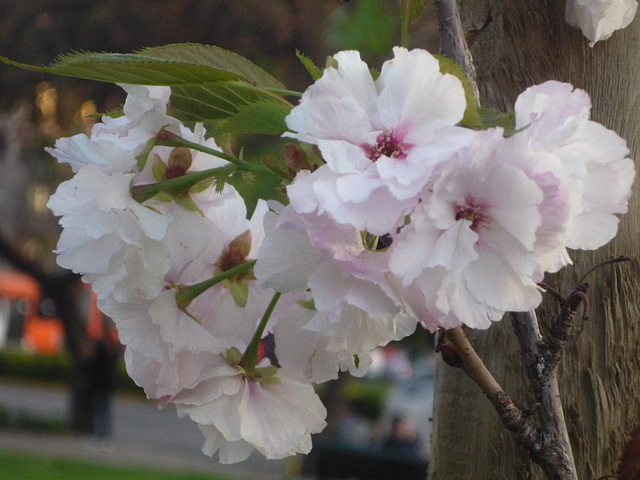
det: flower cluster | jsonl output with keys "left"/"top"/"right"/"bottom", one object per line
{"left": 257, "top": 47, "right": 634, "bottom": 332}
{"left": 47, "top": 85, "right": 326, "bottom": 463}
{"left": 47, "top": 47, "right": 633, "bottom": 464}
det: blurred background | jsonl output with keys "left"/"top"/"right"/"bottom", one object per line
{"left": 0, "top": 2, "right": 438, "bottom": 479}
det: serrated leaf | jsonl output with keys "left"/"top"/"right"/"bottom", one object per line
{"left": 0, "top": 43, "right": 284, "bottom": 89}
{"left": 213, "top": 102, "right": 290, "bottom": 136}
{"left": 0, "top": 44, "right": 289, "bottom": 127}
{"left": 137, "top": 44, "right": 285, "bottom": 89}
{"left": 296, "top": 50, "right": 323, "bottom": 80}
{"left": 436, "top": 55, "right": 482, "bottom": 129}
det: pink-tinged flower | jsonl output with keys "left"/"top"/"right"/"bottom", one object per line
{"left": 255, "top": 202, "right": 417, "bottom": 356}
{"left": 566, "top": 0, "right": 637, "bottom": 46}
{"left": 178, "top": 363, "right": 327, "bottom": 463}
{"left": 390, "top": 129, "right": 546, "bottom": 330}
{"left": 515, "top": 81, "right": 635, "bottom": 252}
{"left": 284, "top": 47, "right": 473, "bottom": 235}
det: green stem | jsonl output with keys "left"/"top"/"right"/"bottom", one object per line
{"left": 131, "top": 164, "right": 235, "bottom": 203}
{"left": 175, "top": 259, "right": 257, "bottom": 309}
{"left": 156, "top": 130, "right": 275, "bottom": 176}
{"left": 240, "top": 291, "right": 281, "bottom": 372}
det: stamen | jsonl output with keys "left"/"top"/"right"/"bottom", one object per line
{"left": 455, "top": 202, "right": 489, "bottom": 231}
{"left": 368, "top": 130, "right": 406, "bottom": 162}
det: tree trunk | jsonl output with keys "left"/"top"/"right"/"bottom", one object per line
{"left": 429, "top": 1, "right": 640, "bottom": 479}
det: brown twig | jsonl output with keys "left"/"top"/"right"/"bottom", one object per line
{"left": 445, "top": 326, "right": 576, "bottom": 479}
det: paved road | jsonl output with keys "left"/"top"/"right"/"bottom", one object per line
{"left": 0, "top": 380, "right": 292, "bottom": 479}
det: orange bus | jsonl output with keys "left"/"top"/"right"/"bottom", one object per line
{"left": 0, "top": 270, "right": 104, "bottom": 355}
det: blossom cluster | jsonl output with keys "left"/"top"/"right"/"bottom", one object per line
{"left": 46, "top": 47, "right": 634, "bottom": 463}
{"left": 47, "top": 85, "right": 327, "bottom": 463}
{"left": 260, "top": 47, "right": 633, "bottom": 332}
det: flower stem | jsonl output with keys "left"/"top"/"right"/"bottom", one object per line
{"left": 156, "top": 130, "right": 275, "bottom": 176}
{"left": 240, "top": 291, "right": 281, "bottom": 372}
{"left": 131, "top": 164, "right": 236, "bottom": 203}
{"left": 175, "top": 259, "right": 257, "bottom": 309}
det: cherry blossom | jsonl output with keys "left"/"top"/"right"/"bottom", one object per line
{"left": 255, "top": 201, "right": 417, "bottom": 358}
{"left": 515, "top": 81, "right": 635, "bottom": 252}
{"left": 566, "top": 0, "right": 638, "bottom": 46}
{"left": 174, "top": 354, "right": 326, "bottom": 463}
{"left": 389, "top": 128, "right": 547, "bottom": 330}
{"left": 284, "top": 47, "right": 474, "bottom": 235}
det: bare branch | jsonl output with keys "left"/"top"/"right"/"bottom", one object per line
{"left": 511, "top": 311, "right": 578, "bottom": 480}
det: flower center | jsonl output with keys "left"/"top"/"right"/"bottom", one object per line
{"left": 369, "top": 130, "right": 406, "bottom": 162}
{"left": 455, "top": 202, "right": 489, "bottom": 232}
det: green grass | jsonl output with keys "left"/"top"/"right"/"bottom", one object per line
{"left": 0, "top": 450, "right": 235, "bottom": 480}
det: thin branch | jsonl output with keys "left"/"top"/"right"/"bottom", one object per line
{"left": 511, "top": 311, "right": 578, "bottom": 480}
{"left": 445, "top": 328, "right": 539, "bottom": 452}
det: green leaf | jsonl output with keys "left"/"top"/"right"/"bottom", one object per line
{"left": 400, "top": 0, "right": 429, "bottom": 47}
{"left": 213, "top": 102, "right": 291, "bottom": 135}
{"left": 137, "top": 44, "right": 285, "bottom": 89}
{"left": 0, "top": 44, "right": 289, "bottom": 127}
{"left": 296, "top": 51, "right": 323, "bottom": 80}
{"left": 262, "top": 155, "right": 295, "bottom": 182}
{"left": 436, "top": 55, "right": 482, "bottom": 129}
{"left": 0, "top": 43, "right": 284, "bottom": 89}
{"left": 166, "top": 83, "right": 285, "bottom": 126}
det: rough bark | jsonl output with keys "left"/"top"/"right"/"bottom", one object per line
{"left": 429, "top": 1, "right": 640, "bottom": 479}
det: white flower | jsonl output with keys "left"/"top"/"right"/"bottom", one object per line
{"left": 256, "top": 202, "right": 417, "bottom": 357}
{"left": 92, "top": 84, "right": 180, "bottom": 154}
{"left": 46, "top": 85, "right": 178, "bottom": 173}
{"left": 390, "top": 129, "right": 547, "bottom": 330}
{"left": 566, "top": 0, "right": 638, "bottom": 46}
{"left": 515, "top": 81, "right": 635, "bottom": 252}
{"left": 168, "top": 353, "right": 326, "bottom": 463}
{"left": 47, "top": 165, "right": 172, "bottom": 302}
{"left": 284, "top": 47, "right": 473, "bottom": 235}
